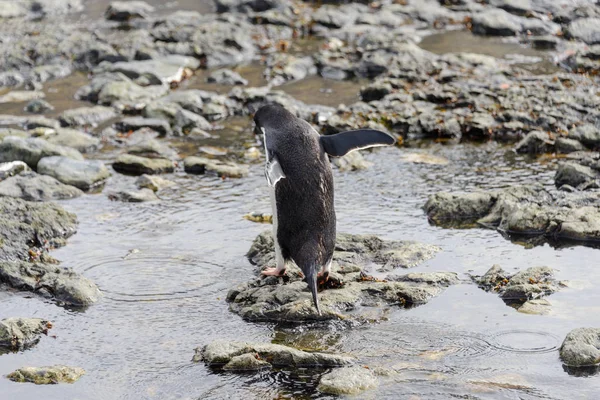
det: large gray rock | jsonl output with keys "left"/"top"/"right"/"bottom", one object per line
{"left": 135, "top": 174, "right": 175, "bottom": 192}
{"left": 425, "top": 186, "right": 600, "bottom": 244}
{"left": 95, "top": 56, "right": 199, "bottom": 85}
{"left": 0, "top": 91, "right": 45, "bottom": 104}
{"left": 0, "top": 172, "right": 82, "bottom": 201}
{"left": 115, "top": 117, "right": 171, "bottom": 136}
{"left": 207, "top": 69, "right": 248, "bottom": 86}
{"left": 560, "top": 328, "right": 600, "bottom": 367}
{"left": 24, "top": 99, "right": 54, "bottom": 114}
{"left": 43, "top": 129, "right": 100, "bottom": 153}
{"left": 7, "top": 365, "right": 85, "bottom": 384}
{"left": 0, "top": 318, "right": 52, "bottom": 351}
{"left": 105, "top": 1, "right": 154, "bottom": 21}
{"left": 127, "top": 139, "right": 178, "bottom": 160}
{"left": 37, "top": 157, "right": 110, "bottom": 191}
{"left": 0, "top": 136, "right": 83, "bottom": 169}
{"left": 227, "top": 231, "right": 450, "bottom": 323}
{"left": 0, "top": 197, "right": 77, "bottom": 262}
{"left": 471, "top": 9, "right": 521, "bottom": 36}
{"left": 514, "top": 131, "right": 555, "bottom": 154}
{"left": 567, "top": 18, "right": 600, "bottom": 45}
{"left": 318, "top": 366, "right": 378, "bottom": 395}
{"left": 196, "top": 340, "right": 354, "bottom": 368}
{"left": 0, "top": 261, "right": 101, "bottom": 307}
{"left": 59, "top": 106, "right": 116, "bottom": 128}
{"left": 112, "top": 154, "right": 175, "bottom": 175}
{"left": 555, "top": 163, "right": 598, "bottom": 189}
{"left": 108, "top": 188, "right": 159, "bottom": 202}
{"left": 184, "top": 156, "right": 248, "bottom": 178}
{"left": 97, "top": 80, "right": 169, "bottom": 109}
{"left": 569, "top": 124, "right": 600, "bottom": 149}
{"left": 174, "top": 109, "right": 213, "bottom": 135}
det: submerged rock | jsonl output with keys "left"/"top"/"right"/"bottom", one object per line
{"left": 196, "top": 340, "right": 354, "bottom": 369}
{"left": 0, "top": 171, "right": 82, "bottom": 201}
{"left": 105, "top": 1, "right": 154, "bottom": 21}
{"left": 184, "top": 156, "right": 249, "bottom": 178}
{"left": 108, "top": 188, "right": 159, "bottom": 202}
{"left": 560, "top": 328, "right": 600, "bottom": 367}
{"left": 227, "top": 231, "right": 448, "bottom": 323}
{"left": 135, "top": 174, "right": 175, "bottom": 192}
{"left": 37, "top": 157, "right": 110, "bottom": 191}
{"left": 112, "top": 154, "right": 175, "bottom": 175}
{"left": 424, "top": 185, "right": 600, "bottom": 244}
{"left": 0, "top": 136, "right": 83, "bottom": 169}
{"left": 0, "top": 318, "right": 52, "bottom": 351}
{"left": 473, "top": 265, "right": 558, "bottom": 312}
{"left": 318, "top": 366, "right": 378, "bottom": 395}
{"left": 7, "top": 365, "right": 85, "bottom": 384}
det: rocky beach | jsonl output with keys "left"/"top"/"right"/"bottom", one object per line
{"left": 1, "top": 0, "right": 600, "bottom": 398}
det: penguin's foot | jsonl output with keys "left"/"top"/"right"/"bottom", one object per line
{"left": 261, "top": 267, "right": 286, "bottom": 277}
{"left": 317, "top": 271, "right": 329, "bottom": 285}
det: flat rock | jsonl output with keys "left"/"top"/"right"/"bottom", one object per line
{"left": 113, "top": 154, "right": 175, "bottom": 175}
{"left": 37, "top": 157, "right": 110, "bottom": 191}
{"left": 95, "top": 56, "right": 199, "bottom": 85}
{"left": 517, "top": 298, "right": 552, "bottom": 315}
{"left": 555, "top": 163, "right": 598, "bottom": 190}
{"left": 560, "top": 328, "right": 600, "bottom": 367}
{"left": 424, "top": 185, "right": 600, "bottom": 244}
{"left": 108, "top": 188, "right": 159, "bottom": 202}
{"left": 135, "top": 174, "right": 175, "bottom": 191}
{"left": 568, "top": 124, "right": 600, "bottom": 149}
{"left": 105, "top": 1, "right": 154, "bottom": 21}
{"left": 115, "top": 117, "right": 171, "bottom": 136}
{"left": 59, "top": 106, "right": 116, "bottom": 128}
{"left": 207, "top": 69, "right": 248, "bottom": 86}
{"left": 0, "top": 318, "right": 52, "bottom": 351}
{"left": 7, "top": 365, "right": 85, "bottom": 384}
{"left": 196, "top": 340, "right": 354, "bottom": 368}
{"left": 0, "top": 196, "right": 77, "bottom": 262}
{"left": 24, "top": 99, "right": 54, "bottom": 114}
{"left": 184, "top": 156, "right": 248, "bottom": 178}
{"left": 43, "top": 129, "right": 100, "bottom": 153}
{"left": 126, "top": 139, "right": 178, "bottom": 160}
{"left": 0, "top": 91, "right": 45, "bottom": 104}
{"left": 471, "top": 9, "right": 521, "bottom": 36}
{"left": 0, "top": 171, "right": 82, "bottom": 201}
{"left": 97, "top": 80, "right": 169, "bottom": 109}
{"left": 227, "top": 231, "right": 448, "bottom": 323}
{"left": 567, "top": 18, "right": 600, "bottom": 45}
{"left": 0, "top": 136, "right": 83, "bottom": 169}
{"left": 318, "top": 366, "right": 378, "bottom": 395}
{"left": 0, "top": 161, "right": 29, "bottom": 181}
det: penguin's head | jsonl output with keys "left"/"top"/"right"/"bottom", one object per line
{"left": 253, "top": 104, "right": 291, "bottom": 134}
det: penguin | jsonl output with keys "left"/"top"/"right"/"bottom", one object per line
{"left": 253, "top": 104, "right": 395, "bottom": 314}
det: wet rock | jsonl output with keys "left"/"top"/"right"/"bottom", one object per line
{"left": 530, "top": 35, "right": 559, "bottom": 50}
{"left": 556, "top": 138, "right": 585, "bottom": 154}
{"left": 95, "top": 56, "right": 199, "bottom": 85}
{"left": 318, "top": 366, "right": 378, "bottom": 395}
{"left": 135, "top": 174, "right": 175, "bottom": 191}
{"left": 312, "top": 4, "right": 360, "bottom": 30}
{"left": 0, "top": 71, "right": 25, "bottom": 87}
{"left": 517, "top": 298, "right": 552, "bottom": 315}
{"left": 127, "top": 139, "right": 178, "bottom": 160}
{"left": 568, "top": 124, "right": 600, "bottom": 149}
{"left": 0, "top": 171, "right": 82, "bottom": 201}
{"left": 489, "top": 0, "right": 531, "bottom": 16}
{"left": 24, "top": 116, "right": 61, "bottom": 130}
{"left": 37, "top": 157, "right": 110, "bottom": 191}
{"left": 108, "top": 188, "right": 159, "bottom": 202}
{"left": 425, "top": 185, "right": 600, "bottom": 243}
{"left": 264, "top": 54, "right": 317, "bottom": 86}
{"left": 555, "top": 163, "right": 598, "bottom": 189}
{"left": 0, "top": 197, "right": 77, "bottom": 262}
{"left": 471, "top": 9, "right": 521, "bottom": 36}
{"left": 24, "top": 99, "right": 54, "bottom": 114}
{"left": 115, "top": 117, "right": 172, "bottom": 136}
{"left": 560, "top": 328, "right": 600, "bottom": 367}
{"left": 332, "top": 151, "right": 371, "bottom": 171}
{"left": 97, "top": 80, "right": 169, "bottom": 110}
{"left": 113, "top": 154, "right": 175, "bottom": 175}
{"left": 31, "top": 65, "right": 72, "bottom": 85}
{"left": 0, "top": 318, "right": 51, "bottom": 351}
{"left": 514, "top": 131, "right": 555, "bottom": 154}
{"left": 184, "top": 156, "right": 248, "bottom": 178}
{"left": 59, "top": 106, "right": 117, "bottom": 128}
{"left": 227, "top": 231, "right": 448, "bottom": 323}
{"left": 0, "top": 136, "right": 83, "bottom": 169}
{"left": 105, "top": 1, "right": 155, "bottom": 21}
{"left": 189, "top": 20, "right": 257, "bottom": 68}
{"left": 42, "top": 129, "right": 100, "bottom": 154}
{"left": 567, "top": 18, "right": 600, "bottom": 45}
{"left": 0, "top": 260, "right": 100, "bottom": 306}
{"left": 196, "top": 340, "right": 354, "bottom": 368}
{"left": 174, "top": 109, "right": 213, "bottom": 135}
{"left": 7, "top": 365, "right": 85, "bottom": 384}
{"left": 214, "top": 0, "right": 281, "bottom": 13}
{"left": 473, "top": 265, "right": 558, "bottom": 308}
{"left": 0, "top": 91, "right": 45, "bottom": 104}
{"left": 207, "top": 69, "right": 248, "bottom": 86}
{"left": 0, "top": 161, "right": 29, "bottom": 181}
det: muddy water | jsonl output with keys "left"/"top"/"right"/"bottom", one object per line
{"left": 1, "top": 6, "right": 600, "bottom": 400}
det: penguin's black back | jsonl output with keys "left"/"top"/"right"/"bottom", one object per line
{"left": 255, "top": 105, "right": 336, "bottom": 268}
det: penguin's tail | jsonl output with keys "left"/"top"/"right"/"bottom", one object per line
{"left": 305, "top": 266, "right": 321, "bottom": 315}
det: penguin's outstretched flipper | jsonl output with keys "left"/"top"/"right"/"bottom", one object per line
{"left": 320, "top": 129, "right": 395, "bottom": 157}
{"left": 265, "top": 155, "right": 286, "bottom": 187}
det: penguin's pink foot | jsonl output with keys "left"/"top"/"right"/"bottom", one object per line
{"left": 317, "top": 270, "right": 330, "bottom": 284}
{"left": 261, "top": 267, "right": 286, "bottom": 277}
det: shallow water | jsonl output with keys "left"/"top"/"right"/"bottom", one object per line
{"left": 1, "top": 3, "right": 600, "bottom": 400}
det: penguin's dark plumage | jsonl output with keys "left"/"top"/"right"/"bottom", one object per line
{"left": 253, "top": 104, "right": 395, "bottom": 315}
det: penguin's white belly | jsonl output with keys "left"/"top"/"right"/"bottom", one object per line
{"left": 269, "top": 186, "right": 284, "bottom": 269}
